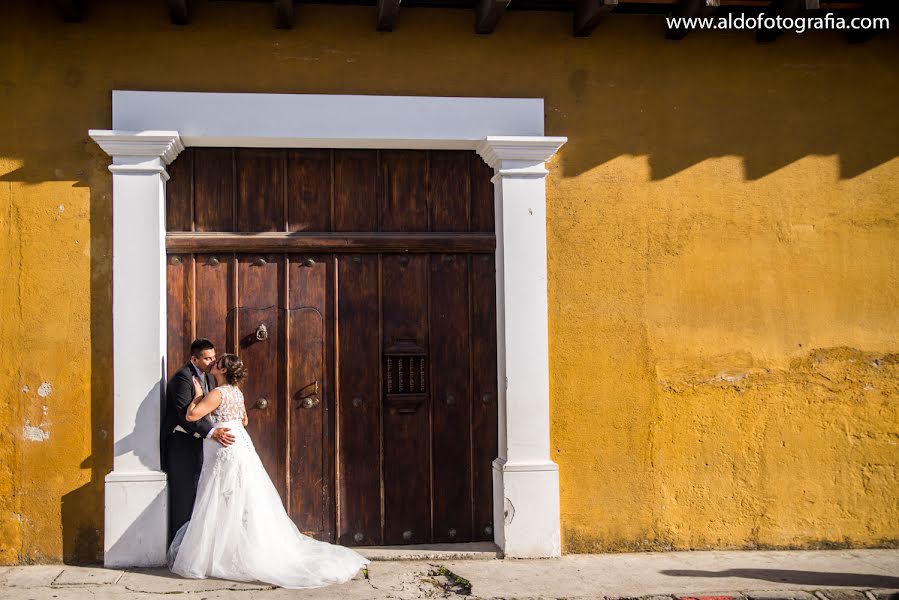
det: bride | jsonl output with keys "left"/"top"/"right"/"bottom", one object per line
{"left": 168, "top": 353, "right": 369, "bottom": 588}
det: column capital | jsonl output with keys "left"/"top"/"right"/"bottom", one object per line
{"left": 476, "top": 136, "right": 567, "bottom": 177}
{"left": 89, "top": 130, "right": 184, "bottom": 179}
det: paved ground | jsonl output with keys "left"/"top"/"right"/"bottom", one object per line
{"left": 1, "top": 549, "right": 897, "bottom": 599}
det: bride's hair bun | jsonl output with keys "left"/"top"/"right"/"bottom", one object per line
{"left": 218, "top": 354, "right": 247, "bottom": 385}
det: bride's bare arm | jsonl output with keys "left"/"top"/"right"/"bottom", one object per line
{"left": 186, "top": 386, "right": 223, "bottom": 422}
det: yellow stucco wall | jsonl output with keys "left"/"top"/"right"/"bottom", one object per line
{"left": 1, "top": 0, "right": 897, "bottom": 563}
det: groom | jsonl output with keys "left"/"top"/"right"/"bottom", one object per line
{"left": 162, "top": 338, "right": 236, "bottom": 542}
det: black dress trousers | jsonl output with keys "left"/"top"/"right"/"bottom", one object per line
{"left": 165, "top": 431, "right": 204, "bottom": 543}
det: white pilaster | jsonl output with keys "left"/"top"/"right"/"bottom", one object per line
{"left": 90, "top": 130, "right": 184, "bottom": 568}
{"left": 478, "top": 136, "right": 567, "bottom": 558}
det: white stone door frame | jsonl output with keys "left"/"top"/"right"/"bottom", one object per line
{"left": 90, "top": 91, "right": 566, "bottom": 567}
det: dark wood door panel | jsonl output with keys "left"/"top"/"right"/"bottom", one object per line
{"left": 336, "top": 254, "right": 382, "bottom": 546}
{"left": 287, "top": 150, "right": 331, "bottom": 232}
{"left": 287, "top": 255, "right": 331, "bottom": 540}
{"left": 382, "top": 254, "right": 431, "bottom": 545}
{"left": 430, "top": 151, "right": 471, "bottom": 232}
{"left": 168, "top": 148, "right": 494, "bottom": 235}
{"left": 470, "top": 154, "right": 495, "bottom": 233}
{"left": 430, "top": 254, "right": 472, "bottom": 543}
{"left": 195, "top": 253, "right": 233, "bottom": 355}
{"left": 194, "top": 148, "right": 234, "bottom": 232}
{"left": 334, "top": 151, "right": 380, "bottom": 232}
{"left": 166, "top": 254, "right": 193, "bottom": 378}
{"left": 166, "top": 150, "right": 193, "bottom": 232}
{"left": 381, "top": 150, "right": 428, "bottom": 233}
{"left": 236, "top": 149, "right": 285, "bottom": 232}
{"left": 238, "top": 254, "right": 286, "bottom": 499}
{"left": 470, "top": 254, "right": 499, "bottom": 541}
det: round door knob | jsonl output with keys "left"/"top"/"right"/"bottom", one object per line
{"left": 256, "top": 398, "right": 268, "bottom": 410}
{"left": 302, "top": 397, "right": 315, "bottom": 409}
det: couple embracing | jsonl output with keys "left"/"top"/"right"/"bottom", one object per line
{"left": 161, "top": 338, "right": 368, "bottom": 589}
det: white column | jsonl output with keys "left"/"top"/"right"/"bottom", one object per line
{"left": 89, "top": 130, "right": 184, "bottom": 567}
{"left": 477, "top": 136, "right": 567, "bottom": 558}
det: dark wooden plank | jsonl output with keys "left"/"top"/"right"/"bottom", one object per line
{"left": 235, "top": 148, "right": 285, "bottom": 233}
{"left": 287, "top": 255, "right": 329, "bottom": 539}
{"left": 334, "top": 150, "right": 379, "bottom": 232}
{"left": 430, "top": 254, "right": 472, "bottom": 543}
{"left": 166, "top": 254, "right": 193, "bottom": 379}
{"left": 194, "top": 148, "right": 234, "bottom": 232}
{"left": 195, "top": 253, "right": 233, "bottom": 357}
{"left": 377, "top": 0, "right": 401, "bottom": 31}
{"left": 287, "top": 150, "right": 331, "bottom": 233}
{"left": 382, "top": 254, "right": 431, "bottom": 545}
{"left": 429, "top": 151, "right": 471, "bottom": 233}
{"left": 469, "top": 154, "right": 495, "bottom": 233}
{"left": 166, "top": 232, "right": 496, "bottom": 254}
{"left": 166, "top": 148, "right": 193, "bottom": 232}
{"left": 238, "top": 254, "right": 286, "bottom": 500}
{"left": 380, "top": 150, "right": 428, "bottom": 233}
{"left": 470, "top": 253, "right": 498, "bottom": 542}
{"left": 475, "top": 0, "right": 510, "bottom": 34}
{"left": 336, "top": 254, "right": 382, "bottom": 546}
{"left": 168, "top": 0, "right": 191, "bottom": 25}
{"left": 574, "top": 0, "right": 618, "bottom": 36}
{"left": 275, "top": 0, "right": 294, "bottom": 29}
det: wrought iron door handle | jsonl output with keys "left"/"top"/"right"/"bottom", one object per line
{"left": 255, "top": 323, "right": 268, "bottom": 341}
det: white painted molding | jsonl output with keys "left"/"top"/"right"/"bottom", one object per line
{"left": 476, "top": 136, "right": 568, "bottom": 168}
{"left": 89, "top": 130, "right": 184, "bottom": 163}
{"left": 106, "top": 471, "right": 168, "bottom": 483}
{"left": 112, "top": 92, "right": 545, "bottom": 149}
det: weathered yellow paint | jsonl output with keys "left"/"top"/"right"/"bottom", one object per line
{"left": 1, "top": 1, "right": 897, "bottom": 563}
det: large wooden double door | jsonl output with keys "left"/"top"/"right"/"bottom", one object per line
{"left": 165, "top": 148, "right": 498, "bottom": 546}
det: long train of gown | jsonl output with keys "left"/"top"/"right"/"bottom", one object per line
{"left": 168, "top": 419, "right": 369, "bottom": 589}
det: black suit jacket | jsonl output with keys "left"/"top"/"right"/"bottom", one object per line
{"left": 161, "top": 363, "right": 214, "bottom": 467}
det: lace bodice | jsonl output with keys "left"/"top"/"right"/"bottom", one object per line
{"left": 210, "top": 385, "right": 246, "bottom": 423}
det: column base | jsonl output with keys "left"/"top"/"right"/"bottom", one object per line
{"left": 492, "top": 458, "right": 561, "bottom": 558}
{"left": 104, "top": 471, "right": 168, "bottom": 568}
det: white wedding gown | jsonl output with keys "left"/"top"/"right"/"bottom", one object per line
{"left": 168, "top": 385, "right": 369, "bottom": 589}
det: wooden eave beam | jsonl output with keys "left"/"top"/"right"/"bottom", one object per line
{"left": 274, "top": 0, "right": 294, "bottom": 29}
{"left": 476, "top": 0, "right": 511, "bottom": 34}
{"left": 574, "top": 0, "right": 618, "bottom": 36}
{"left": 168, "top": 0, "right": 191, "bottom": 25}
{"left": 377, "top": 0, "right": 402, "bottom": 31}
{"left": 58, "top": 0, "right": 84, "bottom": 23}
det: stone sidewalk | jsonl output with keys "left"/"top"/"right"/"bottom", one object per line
{"left": 1, "top": 549, "right": 897, "bottom": 599}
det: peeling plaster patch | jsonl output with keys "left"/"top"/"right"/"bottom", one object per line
{"left": 504, "top": 497, "right": 516, "bottom": 524}
{"left": 23, "top": 422, "right": 50, "bottom": 442}
{"left": 22, "top": 385, "right": 29, "bottom": 393}
{"left": 58, "top": 204, "right": 65, "bottom": 212}
{"left": 712, "top": 370, "right": 749, "bottom": 383}
{"left": 42, "top": 405, "right": 49, "bottom": 415}
{"left": 37, "top": 382, "right": 52, "bottom": 398}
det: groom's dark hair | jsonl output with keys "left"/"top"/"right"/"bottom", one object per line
{"left": 190, "top": 338, "right": 215, "bottom": 357}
